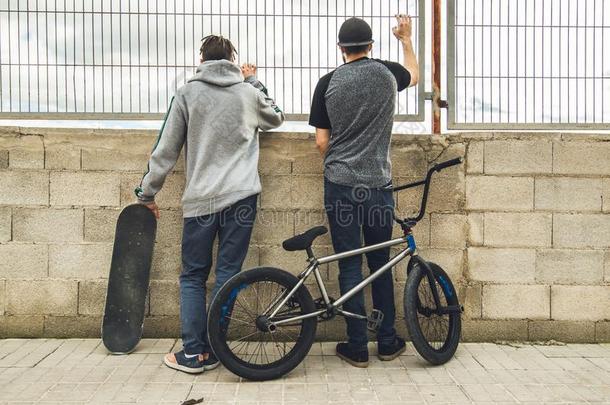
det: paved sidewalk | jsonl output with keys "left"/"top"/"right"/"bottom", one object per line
{"left": 0, "top": 339, "right": 609, "bottom": 404}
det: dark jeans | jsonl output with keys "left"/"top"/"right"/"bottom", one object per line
{"left": 180, "top": 194, "right": 257, "bottom": 355}
{"left": 324, "top": 178, "right": 397, "bottom": 349}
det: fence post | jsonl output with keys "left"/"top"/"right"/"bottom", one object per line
{"left": 432, "top": 0, "right": 442, "bottom": 134}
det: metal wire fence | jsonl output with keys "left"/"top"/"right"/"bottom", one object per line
{"left": 0, "top": 0, "right": 423, "bottom": 121}
{"left": 447, "top": 0, "right": 610, "bottom": 129}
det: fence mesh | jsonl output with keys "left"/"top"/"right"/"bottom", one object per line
{"left": 448, "top": 0, "right": 610, "bottom": 129}
{"left": 0, "top": 0, "right": 422, "bottom": 120}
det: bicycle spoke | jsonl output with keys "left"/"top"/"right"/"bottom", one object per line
{"left": 222, "top": 278, "right": 307, "bottom": 367}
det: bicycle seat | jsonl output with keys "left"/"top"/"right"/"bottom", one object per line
{"left": 282, "top": 226, "right": 328, "bottom": 251}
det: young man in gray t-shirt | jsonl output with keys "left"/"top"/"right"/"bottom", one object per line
{"left": 309, "top": 15, "right": 419, "bottom": 367}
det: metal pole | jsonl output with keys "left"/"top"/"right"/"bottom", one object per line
{"left": 432, "top": 0, "right": 442, "bottom": 134}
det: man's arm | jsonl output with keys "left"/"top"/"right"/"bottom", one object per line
{"left": 242, "top": 63, "right": 285, "bottom": 130}
{"left": 309, "top": 72, "right": 333, "bottom": 155}
{"left": 135, "top": 96, "right": 187, "bottom": 218}
{"left": 392, "top": 14, "right": 419, "bottom": 87}
{"left": 315, "top": 128, "right": 330, "bottom": 156}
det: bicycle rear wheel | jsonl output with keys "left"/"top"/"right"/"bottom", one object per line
{"left": 404, "top": 260, "right": 461, "bottom": 365}
{"left": 207, "top": 267, "right": 317, "bottom": 381}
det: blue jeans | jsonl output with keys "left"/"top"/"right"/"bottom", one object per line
{"left": 180, "top": 194, "right": 257, "bottom": 355}
{"left": 324, "top": 178, "right": 397, "bottom": 349}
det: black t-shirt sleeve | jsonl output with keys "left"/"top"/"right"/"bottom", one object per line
{"left": 374, "top": 59, "right": 412, "bottom": 92}
{"left": 309, "top": 72, "right": 334, "bottom": 129}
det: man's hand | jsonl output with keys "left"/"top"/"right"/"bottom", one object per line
{"left": 392, "top": 14, "right": 412, "bottom": 42}
{"left": 241, "top": 63, "right": 257, "bottom": 79}
{"left": 142, "top": 201, "right": 160, "bottom": 219}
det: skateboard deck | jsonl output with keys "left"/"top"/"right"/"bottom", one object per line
{"left": 102, "top": 204, "right": 157, "bottom": 354}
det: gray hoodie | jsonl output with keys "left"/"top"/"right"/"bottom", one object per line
{"left": 136, "top": 60, "right": 284, "bottom": 217}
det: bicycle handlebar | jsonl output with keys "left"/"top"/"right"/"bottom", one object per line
{"left": 391, "top": 157, "right": 463, "bottom": 225}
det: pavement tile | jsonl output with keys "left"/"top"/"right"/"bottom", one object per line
{"left": 0, "top": 340, "right": 609, "bottom": 404}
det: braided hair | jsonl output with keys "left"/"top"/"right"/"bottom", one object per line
{"left": 199, "top": 35, "right": 237, "bottom": 62}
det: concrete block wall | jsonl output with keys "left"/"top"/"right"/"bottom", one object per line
{"left": 0, "top": 126, "right": 608, "bottom": 342}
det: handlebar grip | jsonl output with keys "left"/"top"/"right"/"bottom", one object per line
{"left": 434, "top": 157, "right": 463, "bottom": 172}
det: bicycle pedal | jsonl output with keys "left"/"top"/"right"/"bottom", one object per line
{"left": 367, "top": 309, "right": 384, "bottom": 332}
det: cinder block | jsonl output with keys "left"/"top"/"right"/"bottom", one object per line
{"left": 391, "top": 144, "right": 427, "bottom": 178}
{"left": 553, "top": 214, "right": 610, "bottom": 248}
{"left": 260, "top": 175, "right": 292, "bottom": 209}
{"left": 0, "top": 280, "right": 5, "bottom": 315}
{"left": 295, "top": 211, "right": 331, "bottom": 246}
{"left": 466, "top": 141, "right": 484, "bottom": 174}
{"left": 50, "top": 172, "right": 120, "bottom": 207}
{"left": 45, "top": 144, "right": 81, "bottom": 170}
{"left": 259, "top": 246, "right": 310, "bottom": 276}
{"left": 120, "top": 172, "right": 185, "bottom": 208}
{"left": 605, "top": 251, "right": 610, "bottom": 283}
{"left": 484, "top": 212, "right": 552, "bottom": 247}
{"left": 253, "top": 210, "right": 294, "bottom": 244}
{"left": 0, "top": 171, "right": 49, "bottom": 205}
{"left": 597, "top": 321, "right": 610, "bottom": 342}
{"left": 535, "top": 177, "right": 602, "bottom": 211}
{"left": 430, "top": 214, "right": 467, "bottom": 248}
{"left": 459, "top": 284, "right": 482, "bottom": 319}
{"left": 43, "top": 316, "right": 102, "bottom": 338}
{"left": 484, "top": 140, "right": 552, "bottom": 174}
{"left": 291, "top": 175, "right": 325, "bottom": 210}
{"left": 466, "top": 176, "right": 534, "bottom": 211}
{"left": 151, "top": 244, "right": 182, "bottom": 280}
{"left": 415, "top": 248, "right": 465, "bottom": 283}
{"left": 461, "top": 319, "right": 528, "bottom": 342}
{"left": 49, "top": 243, "right": 113, "bottom": 279}
{"left": 13, "top": 208, "right": 83, "bottom": 242}
{"left": 78, "top": 280, "right": 107, "bottom": 316}
{"left": 536, "top": 249, "right": 604, "bottom": 284}
{"left": 554, "top": 141, "right": 610, "bottom": 175}
{"left": 84, "top": 208, "right": 120, "bottom": 242}
{"left": 81, "top": 147, "right": 150, "bottom": 171}
{"left": 467, "top": 213, "right": 484, "bottom": 246}
{"left": 482, "top": 284, "right": 550, "bottom": 319}
{"left": 468, "top": 247, "right": 536, "bottom": 283}
{"left": 0, "top": 315, "right": 44, "bottom": 338}
{"left": 394, "top": 176, "right": 423, "bottom": 215}
{"left": 0, "top": 149, "right": 8, "bottom": 168}
{"left": 0, "top": 243, "right": 48, "bottom": 279}
{"left": 427, "top": 170, "right": 465, "bottom": 213}
{"left": 551, "top": 285, "right": 610, "bottom": 321}
{"left": 142, "top": 315, "right": 180, "bottom": 338}
{"left": 149, "top": 280, "right": 179, "bottom": 316}
{"left": 602, "top": 179, "right": 610, "bottom": 212}
{"left": 7, "top": 280, "right": 78, "bottom": 315}
{"left": 528, "top": 320, "right": 596, "bottom": 343}
{"left": 155, "top": 210, "right": 184, "bottom": 246}
{"left": 0, "top": 135, "right": 45, "bottom": 169}
{"left": 286, "top": 139, "right": 321, "bottom": 175}
{"left": 0, "top": 207, "right": 11, "bottom": 242}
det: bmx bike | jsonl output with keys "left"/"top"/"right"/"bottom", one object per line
{"left": 208, "top": 157, "right": 464, "bottom": 381}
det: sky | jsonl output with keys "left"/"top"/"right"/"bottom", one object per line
{"left": 0, "top": 0, "right": 608, "bottom": 132}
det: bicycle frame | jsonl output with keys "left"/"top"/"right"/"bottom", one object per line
{"left": 267, "top": 234, "right": 416, "bottom": 326}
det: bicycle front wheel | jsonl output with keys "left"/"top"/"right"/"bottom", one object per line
{"left": 207, "top": 267, "right": 317, "bottom": 381}
{"left": 404, "top": 260, "right": 461, "bottom": 365}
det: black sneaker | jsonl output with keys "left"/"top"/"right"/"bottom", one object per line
{"left": 336, "top": 342, "right": 369, "bottom": 368}
{"left": 378, "top": 336, "right": 406, "bottom": 361}
{"left": 163, "top": 350, "right": 219, "bottom": 374}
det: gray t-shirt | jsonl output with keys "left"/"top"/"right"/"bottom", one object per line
{"left": 309, "top": 57, "right": 411, "bottom": 187}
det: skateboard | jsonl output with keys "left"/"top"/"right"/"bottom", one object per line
{"left": 102, "top": 204, "right": 157, "bottom": 354}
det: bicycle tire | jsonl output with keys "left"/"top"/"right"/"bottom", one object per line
{"left": 207, "top": 267, "right": 317, "bottom": 381}
{"left": 404, "top": 259, "right": 461, "bottom": 365}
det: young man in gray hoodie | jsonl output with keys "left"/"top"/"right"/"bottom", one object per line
{"left": 135, "top": 35, "right": 284, "bottom": 373}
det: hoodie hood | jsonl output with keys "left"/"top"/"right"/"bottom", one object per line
{"left": 188, "top": 59, "right": 244, "bottom": 87}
